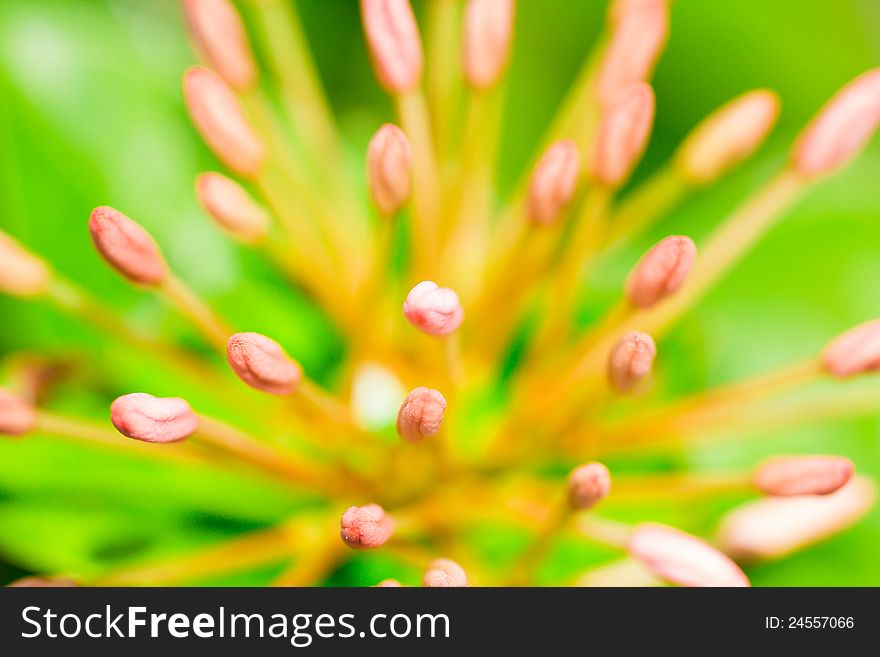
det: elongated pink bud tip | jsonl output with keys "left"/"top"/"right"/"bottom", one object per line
{"left": 568, "top": 462, "right": 612, "bottom": 509}
{"left": 462, "top": 0, "right": 515, "bottom": 90}
{"left": 375, "top": 579, "right": 403, "bottom": 587}
{"left": 361, "top": 0, "right": 423, "bottom": 93}
{"left": 423, "top": 558, "right": 468, "bottom": 587}
{"left": 753, "top": 455, "right": 854, "bottom": 497}
{"left": 608, "top": 331, "right": 656, "bottom": 393}
{"left": 527, "top": 140, "right": 580, "bottom": 225}
{"left": 182, "top": 0, "right": 257, "bottom": 90}
{"left": 822, "top": 319, "right": 880, "bottom": 378}
{"left": 0, "top": 389, "right": 38, "bottom": 437}
{"left": 88, "top": 206, "right": 167, "bottom": 286}
{"left": 396, "top": 386, "right": 447, "bottom": 442}
{"left": 0, "top": 232, "right": 52, "bottom": 297}
{"left": 227, "top": 332, "right": 302, "bottom": 396}
{"left": 628, "top": 523, "right": 750, "bottom": 587}
{"left": 626, "top": 235, "right": 697, "bottom": 308}
{"left": 367, "top": 123, "right": 412, "bottom": 216}
{"left": 110, "top": 393, "right": 199, "bottom": 443}
{"left": 196, "top": 173, "right": 270, "bottom": 243}
{"left": 793, "top": 69, "right": 880, "bottom": 177}
{"left": 340, "top": 504, "right": 394, "bottom": 549}
{"left": 403, "top": 281, "right": 465, "bottom": 336}
{"left": 593, "top": 82, "right": 655, "bottom": 186}
{"left": 8, "top": 577, "right": 78, "bottom": 588}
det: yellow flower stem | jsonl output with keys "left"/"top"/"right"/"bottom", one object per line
{"left": 508, "top": 500, "right": 572, "bottom": 585}
{"left": 271, "top": 522, "right": 345, "bottom": 587}
{"left": 608, "top": 471, "right": 751, "bottom": 501}
{"left": 425, "top": 0, "right": 464, "bottom": 161}
{"left": 158, "top": 273, "right": 233, "bottom": 355}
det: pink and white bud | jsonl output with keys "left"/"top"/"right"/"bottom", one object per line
{"left": 0, "top": 232, "right": 51, "bottom": 297}
{"left": 753, "top": 455, "right": 854, "bottom": 497}
{"left": 608, "top": 331, "right": 656, "bottom": 393}
{"left": 625, "top": 235, "right": 696, "bottom": 308}
{"left": 568, "top": 462, "right": 612, "bottom": 510}
{"left": 361, "top": 0, "right": 423, "bottom": 93}
{"left": 196, "top": 173, "right": 270, "bottom": 243}
{"left": 7, "top": 577, "right": 78, "bottom": 588}
{"left": 593, "top": 82, "right": 655, "bottom": 186}
{"left": 0, "top": 390, "right": 37, "bottom": 437}
{"left": 340, "top": 504, "right": 394, "bottom": 549}
{"left": 676, "top": 89, "right": 780, "bottom": 185}
{"left": 396, "top": 387, "right": 447, "bottom": 442}
{"left": 403, "top": 281, "right": 465, "bottom": 336}
{"left": 182, "top": 0, "right": 257, "bottom": 91}
{"left": 597, "top": 0, "right": 668, "bottom": 105}
{"left": 227, "top": 332, "right": 303, "bottom": 396}
{"left": 792, "top": 69, "right": 880, "bottom": 177}
{"left": 375, "top": 579, "right": 403, "bottom": 587}
{"left": 527, "top": 140, "right": 581, "bottom": 225}
{"left": 88, "top": 206, "right": 168, "bottom": 286}
{"left": 183, "top": 67, "right": 266, "bottom": 176}
{"left": 628, "top": 523, "right": 750, "bottom": 587}
{"left": 423, "top": 558, "right": 468, "bottom": 587}
{"left": 110, "top": 393, "right": 199, "bottom": 444}
{"left": 462, "top": 0, "right": 515, "bottom": 90}
{"left": 367, "top": 123, "right": 412, "bottom": 216}
{"left": 718, "top": 477, "right": 875, "bottom": 560}
{"left": 822, "top": 319, "right": 880, "bottom": 378}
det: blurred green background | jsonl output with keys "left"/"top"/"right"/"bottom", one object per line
{"left": 1, "top": 0, "right": 879, "bottom": 585}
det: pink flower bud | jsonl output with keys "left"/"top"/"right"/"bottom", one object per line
{"left": 403, "top": 281, "right": 464, "bottom": 336}
{"left": 182, "top": 0, "right": 257, "bottom": 91}
{"left": 527, "top": 140, "right": 581, "bottom": 225}
{"left": 677, "top": 89, "right": 780, "bottom": 185}
{"left": 196, "top": 173, "right": 270, "bottom": 243}
{"left": 628, "top": 523, "right": 750, "bottom": 587}
{"left": 718, "top": 477, "right": 875, "bottom": 560}
{"left": 423, "top": 558, "right": 468, "bottom": 587}
{"left": 568, "top": 462, "right": 612, "bottom": 509}
{"left": 792, "top": 69, "right": 880, "bottom": 177}
{"left": 462, "top": 0, "right": 515, "bottom": 90}
{"left": 822, "top": 319, "right": 880, "bottom": 378}
{"left": 753, "top": 455, "right": 854, "bottom": 497}
{"left": 625, "top": 235, "right": 696, "bottom": 308}
{"left": 396, "top": 387, "right": 447, "bottom": 442}
{"left": 593, "top": 82, "right": 655, "bottom": 186}
{"left": 608, "top": 331, "right": 656, "bottom": 393}
{"left": 361, "top": 0, "right": 423, "bottom": 93}
{"left": 227, "top": 332, "right": 303, "bottom": 396}
{"left": 597, "top": 0, "right": 668, "bottom": 105}
{"left": 375, "top": 579, "right": 403, "bottom": 587}
{"left": 0, "top": 389, "right": 37, "bottom": 437}
{"left": 340, "top": 504, "right": 394, "bottom": 549}
{"left": 183, "top": 67, "right": 266, "bottom": 176}
{"left": 110, "top": 393, "right": 199, "bottom": 443}
{"left": 367, "top": 123, "right": 412, "bottom": 216}
{"left": 0, "top": 231, "right": 51, "bottom": 297}
{"left": 88, "top": 206, "right": 168, "bottom": 286}
{"left": 8, "top": 577, "right": 78, "bottom": 587}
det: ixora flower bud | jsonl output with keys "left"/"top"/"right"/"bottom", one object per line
{"left": 403, "top": 281, "right": 465, "bottom": 336}
{"left": 568, "top": 462, "right": 612, "bottom": 510}
{"left": 183, "top": 67, "right": 266, "bottom": 177}
{"left": 182, "top": 0, "right": 257, "bottom": 91}
{"left": 625, "top": 235, "right": 697, "bottom": 308}
{"left": 88, "top": 206, "right": 168, "bottom": 286}
{"left": 608, "top": 331, "right": 656, "bottom": 393}
{"left": 527, "top": 140, "right": 581, "bottom": 225}
{"left": 676, "top": 89, "right": 780, "bottom": 185}
{"left": 375, "top": 579, "right": 403, "bottom": 587}
{"left": 462, "top": 0, "right": 515, "bottom": 91}
{"left": 361, "top": 0, "right": 423, "bottom": 93}
{"left": 196, "top": 173, "right": 270, "bottom": 243}
{"left": 628, "top": 523, "right": 750, "bottom": 587}
{"left": 821, "top": 319, "right": 880, "bottom": 378}
{"left": 227, "top": 332, "right": 303, "bottom": 396}
{"left": 7, "top": 577, "right": 78, "bottom": 587}
{"left": 718, "top": 477, "right": 875, "bottom": 560}
{"left": 792, "top": 68, "right": 880, "bottom": 177}
{"left": 397, "top": 387, "right": 447, "bottom": 442}
{"left": 367, "top": 124, "right": 412, "bottom": 216}
{"left": 110, "top": 393, "right": 199, "bottom": 444}
{"left": 423, "top": 558, "right": 468, "bottom": 587}
{"left": 340, "top": 504, "right": 394, "bottom": 549}
{"left": 753, "top": 455, "right": 854, "bottom": 497}
{"left": 0, "top": 231, "right": 51, "bottom": 297}
{"left": 0, "top": 389, "right": 37, "bottom": 437}
{"left": 593, "top": 82, "right": 655, "bottom": 186}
